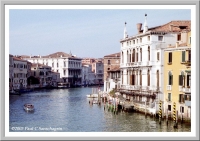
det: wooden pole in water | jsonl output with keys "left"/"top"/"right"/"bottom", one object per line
{"left": 166, "top": 108, "right": 168, "bottom": 125}
{"left": 145, "top": 100, "right": 146, "bottom": 117}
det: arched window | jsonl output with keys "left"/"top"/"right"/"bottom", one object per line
{"left": 140, "top": 70, "right": 142, "bottom": 85}
{"left": 127, "top": 50, "right": 129, "bottom": 63}
{"left": 179, "top": 71, "right": 185, "bottom": 86}
{"left": 148, "top": 46, "right": 150, "bottom": 61}
{"left": 168, "top": 71, "right": 173, "bottom": 85}
{"left": 121, "top": 51, "right": 124, "bottom": 63}
{"left": 147, "top": 70, "right": 150, "bottom": 86}
{"left": 157, "top": 70, "right": 159, "bottom": 87}
{"left": 140, "top": 48, "right": 142, "bottom": 62}
{"left": 132, "top": 49, "right": 135, "bottom": 62}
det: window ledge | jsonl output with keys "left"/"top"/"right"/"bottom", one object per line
{"left": 167, "top": 62, "right": 172, "bottom": 65}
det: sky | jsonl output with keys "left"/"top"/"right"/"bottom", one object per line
{"left": 9, "top": 7, "right": 191, "bottom": 58}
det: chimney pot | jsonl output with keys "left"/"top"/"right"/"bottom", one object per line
{"left": 137, "top": 23, "right": 142, "bottom": 33}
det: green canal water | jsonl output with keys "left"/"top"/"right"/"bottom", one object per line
{"left": 9, "top": 86, "right": 191, "bottom": 132}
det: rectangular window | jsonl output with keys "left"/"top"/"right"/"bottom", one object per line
{"left": 157, "top": 52, "right": 160, "bottom": 61}
{"left": 133, "top": 40, "right": 135, "bottom": 44}
{"left": 140, "top": 38, "right": 142, "bottom": 43}
{"left": 187, "top": 75, "right": 191, "bottom": 86}
{"left": 179, "top": 94, "right": 184, "bottom": 103}
{"left": 168, "top": 93, "right": 171, "bottom": 101}
{"left": 148, "top": 36, "right": 150, "bottom": 41}
{"left": 169, "top": 75, "right": 173, "bottom": 85}
{"left": 180, "top": 106, "right": 184, "bottom": 113}
{"left": 158, "top": 36, "right": 163, "bottom": 41}
{"left": 177, "top": 34, "right": 181, "bottom": 41}
{"left": 188, "top": 50, "right": 191, "bottom": 61}
{"left": 179, "top": 75, "right": 183, "bottom": 86}
{"left": 168, "top": 52, "right": 172, "bottom": 63}
{"left": 168, "top": 105, "right": 171, "bottom": 111}
{"left": 182, "top": 51, "right": 185, "bottom": 62}
{"left": 108, "top": 60, "right": 110, "bottom": 65}
{"left": 189, "top": 37, "right": 191, "bottom": 44}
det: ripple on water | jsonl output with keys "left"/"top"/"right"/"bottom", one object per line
{"left": 9, "top": 87, "right": 191, "bottom": 132}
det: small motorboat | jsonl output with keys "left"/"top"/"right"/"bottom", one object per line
{"left": 24, "top": 103, "right": 34, "bottom": 111}
{"left": 86, "top": 94, "right": 98, "bottom": 98}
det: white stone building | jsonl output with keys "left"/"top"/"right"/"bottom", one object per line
{"left": 119, "top": 14, "right": 188, "bottom": 111}
{"left": 23, "top": 52, "right": 82, "bottom": 86}
{"left": 104, "top": 66, "right": 121, "bottom": 93}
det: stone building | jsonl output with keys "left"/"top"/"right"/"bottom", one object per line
{"left": 119, "top": 14, "right": 191, "bottom": 113}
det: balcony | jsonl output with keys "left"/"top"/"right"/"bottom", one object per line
{"left": 182, "top": 87, "right": 191, "bottom": 93}
{"left": 166, "top": 85, "right": 172, "bottom": 91}
{"left": 181, "top": 60, "right": 191, "bottom": 66}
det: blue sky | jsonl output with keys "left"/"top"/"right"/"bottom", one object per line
{"left": 9, "top": 8, "right": 191, "bottom": 58}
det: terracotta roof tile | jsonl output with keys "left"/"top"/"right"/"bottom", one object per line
{"left": 150, "top": 20, "right": 191, "bottom": 32}
{"left": 104, "top": 52, "right": 120, "bottom": 57}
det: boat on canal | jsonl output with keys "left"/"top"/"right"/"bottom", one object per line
{"left": 86, "top": 93, "right": 98, "bottom": 98}
{"left": 24, "top": 103, "right": 34, "bottom": 111}
{"left": 57, "top": 82, "right": 69, "bottom": 88}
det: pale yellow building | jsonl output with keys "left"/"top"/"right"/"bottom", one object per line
{"left": 164, "top": 31, "right": 191, "bottom": 121}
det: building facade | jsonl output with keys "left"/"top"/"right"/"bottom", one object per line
{"left": 9, "top": 54, "right": 14, "bottom": 91}
{"left": 104, "top": 66, "right": 121, "bottom": 93}
{"left": 103, "top": 52, "right": 120, "bottom": 81}
{"left": 119, "top": 14, "right": 191, "bottom": 113}
{"left": 12, "top": 57, "right": 28, "bottom": 90}
{"left": 31, "top": 63, "right": 52, "bottom": 87}
{"left": 23, "top": 52, "right": 82, "bottom": 86}
{"left": 163, "top": 31, "right": 191, "bottom": 121}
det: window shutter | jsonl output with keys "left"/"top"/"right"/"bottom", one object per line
{"left": 187, "top": 75, "right": 190, "bottom": 86}
{"left": 179, "top": 75, "right": 181, "bottom": 85}
{"left": 171, "top": 75, "right": 173, "bottom": 85}
{"left": 182, "top": 51, "right": 185, "bottom": 62}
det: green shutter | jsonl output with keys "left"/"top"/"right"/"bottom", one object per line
{"left": 179, "top": 75, "right": 181, "bottom": 85}
{"left": 182, "top": 51, "right": 185, "bottom": 62}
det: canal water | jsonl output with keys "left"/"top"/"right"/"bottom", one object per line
{"left": 9, "top": 86, "right": 191, "bottom": 132}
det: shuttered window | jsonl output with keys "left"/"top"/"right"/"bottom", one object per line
{"left": 168, "top": 52, "right": 172, "bottom": 63}
{"left": 168, "top": 72, "right": 173, "bottom": 85}
{"left": 182, "top": 51, "right": 185, "bottom": 62}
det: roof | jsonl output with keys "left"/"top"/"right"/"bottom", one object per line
{"left": 122, "top": 20, "right": 191, "bottom": 41}
{"left": 44, "top": 52, "right": 72, "bottom": 58}
{"left": 149, "top": 20, "right": 191, "bottom": 32}
{"left": 104, "top": 52, "right": 120, "bottom": 57}
{"left": 13, "top": 57, "right": 28, "bottom": 62}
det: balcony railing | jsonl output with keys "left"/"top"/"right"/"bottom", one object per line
{"left": 182, "top": 87, "right": 191, "bottom": 93}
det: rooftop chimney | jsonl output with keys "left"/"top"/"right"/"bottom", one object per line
{"left": 137, "top": 23, "right": 142, "bottom": 33}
